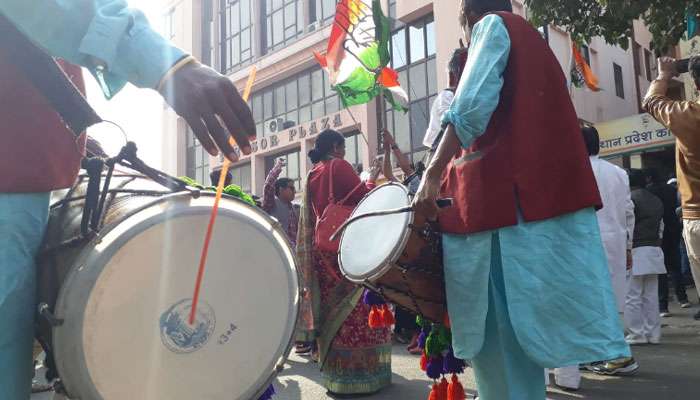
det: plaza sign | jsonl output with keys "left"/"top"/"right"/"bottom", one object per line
{"left": 595, "top": 113, "right": 675, "bottom": 157}
{"left": 230, "top": 113, "right": 344, "bottom": 158}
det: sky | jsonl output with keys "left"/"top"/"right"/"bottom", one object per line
{"left": 85, "top": 0, "right": 165, "bottom": 169}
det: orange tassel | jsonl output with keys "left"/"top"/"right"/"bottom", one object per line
{"left": 420, "top": 352, "right": 428, "bottom": 371}
{"left": 428, "top": 383, "right": 440, "bottom": 400}
{"left": 368, "top": 305, "right": 383, "bottom": 328}
{"left": 381, "top": 304, "right": 395, "bottom": 327}
{"left": 438, "top": 377, "right": 449, "bottom": 400}
{"left": 443, "top": 313, "right": 451, "bottom": 329}
{"left": 447, "top": 374, "right": 466, "bottom": 400}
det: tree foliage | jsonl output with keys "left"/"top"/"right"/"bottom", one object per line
{"left": 525, "top": 0, "right": 700, "bottom": 54}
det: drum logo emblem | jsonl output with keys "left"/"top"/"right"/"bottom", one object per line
{"left": 160, "top": 299, "right": 216, "bottom": 354}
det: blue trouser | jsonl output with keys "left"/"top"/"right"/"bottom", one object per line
{"left": 470, "top": 239, "right": 546, "bottom": 400}
{"left": 0, "top": 193, "right": 50, "bottom": 400}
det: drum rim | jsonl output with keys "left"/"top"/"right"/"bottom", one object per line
{"left": 338, "top": 182, "right": 414, "bottom": 283}
{"left": 52, "top": 190, "right": 300, "bottom": 400}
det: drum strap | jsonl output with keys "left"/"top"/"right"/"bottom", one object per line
{"left": 327, "top": 158, "right": 366, "bottom": 206}
{"left": 80, "top": 157, "right": 105, "bottom": 236}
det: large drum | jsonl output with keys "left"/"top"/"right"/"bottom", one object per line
{"left": 37, "top": 172, "right": 299, "bottom": 400}
{"left": 338, "top": 183, "right": 445, "bottom": 322}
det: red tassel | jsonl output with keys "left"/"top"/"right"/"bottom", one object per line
{"left": 381, "top": 304, "right": 395, "bottom": 327}
{"left": 443, "top": 313, "right": 451, "bottom": 329}
{"left": 438, "top": 377, "right": 449, "bottom": 400}
{"left": 368, "top": 305, "right": 383, "bottom": 328}
{"left": 447, "top": 374, "right": 465, "bottom": 400}
{"left": 428, "top": 383, "right": 440, "bottom": 400}
{"left": 420, "top": 352, "right": 428, "bottom": 371}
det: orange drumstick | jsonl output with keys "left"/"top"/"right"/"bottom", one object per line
{"left": 189, "top": 67, "right": 257, "bottom": 325}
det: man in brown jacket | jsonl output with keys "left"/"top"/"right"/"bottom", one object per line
{"left": 643, "top": 56, "right": 700, "bottom": 320}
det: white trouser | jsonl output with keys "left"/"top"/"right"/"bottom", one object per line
{"left": 624, "top": 273, "right": 660, "bottom": 343}
{"left": 545, "top": 366, "right": 581, "bottom": 390}
{"left": 683, "top": 220, "right": 700, "bottom": 292}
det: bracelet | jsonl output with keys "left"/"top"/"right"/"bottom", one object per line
{"left": 391, "top": 145, "right": 399, "bottom": 150}
{"left": 156, "top": 55, "right": 198, "bottom": 92}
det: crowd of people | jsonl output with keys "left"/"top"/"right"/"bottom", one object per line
{"left": 3, "top": 0, "right": 700, "bottom": 400}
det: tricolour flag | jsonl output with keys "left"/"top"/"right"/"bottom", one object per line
{"left": 314, "top": 0, "right": 408, "bottom": 111}
{"left": 571, "top": 44, "right": 600, "bottom": 92}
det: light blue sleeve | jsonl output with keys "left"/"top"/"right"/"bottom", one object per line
{"left": 441, "top": 14, "right": 511, "bottom": 149}
{"left": 0, "top": 0, "right": 185, "bottom": 98}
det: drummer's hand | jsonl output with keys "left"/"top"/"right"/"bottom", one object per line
{"left": 412, "top": 169, "right": 441, "bottom": 221}
{"left": 159, "top": 60, "right": 256, "bottom": 162}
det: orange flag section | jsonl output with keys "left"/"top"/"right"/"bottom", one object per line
{"left": 572, "top": 45, "right": 600, "bottom": 92}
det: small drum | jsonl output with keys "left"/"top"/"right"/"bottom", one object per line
{"left": 338, "top": 183, "right": 445, "bottom": 322}
{"left": 37, "top": 172, "right": 299, "bottom": 400}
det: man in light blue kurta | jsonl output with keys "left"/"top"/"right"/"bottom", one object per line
{"left": 414, "top": 5, "right": 630, "bottom": 400}
{"left": 0, "top": 2, "right": 255, "bottom": 399}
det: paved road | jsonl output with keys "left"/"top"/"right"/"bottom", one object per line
{"left": 33, "top": 293, "right": 700, "bottom": 400}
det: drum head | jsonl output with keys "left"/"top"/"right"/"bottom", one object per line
{"left": 339, "top": 183, "right": 412, "bottom": 282}
{"left": 53, "top": 193, "right": 299, "bottom": 400}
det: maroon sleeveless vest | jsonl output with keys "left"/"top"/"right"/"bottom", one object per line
{"left": 439, "top": 12, "right": 601, "bottom": 235}
{"left": 0, "top": 54, "right": 86, "bottom": 193}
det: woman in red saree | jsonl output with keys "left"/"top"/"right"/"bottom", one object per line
{"left": 296, "top": 129, "right": 392, "bottom": 395}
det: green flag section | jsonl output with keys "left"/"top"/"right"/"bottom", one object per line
{"left": 314, "top": 0, "right": 408, "bottom": 112}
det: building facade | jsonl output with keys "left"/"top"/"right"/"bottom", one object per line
{"left": 160, "top": 0, "right": 661, "bottom": 197}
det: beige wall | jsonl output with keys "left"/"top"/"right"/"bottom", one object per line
{"left": 161, "top": 0, "right": 656, "bottom": 192}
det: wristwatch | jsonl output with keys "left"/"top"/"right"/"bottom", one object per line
{"left": 391, "top": 144, "right": 399, "bottom": 150}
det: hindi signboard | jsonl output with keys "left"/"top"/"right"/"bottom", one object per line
{"left": 594, "top": 113, "right": 675, "bottom": 157}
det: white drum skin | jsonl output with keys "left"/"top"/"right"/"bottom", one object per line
{"left": 339, "top": 183, "right": 413, "bottom": 282}
{"left": 52, "top": 193, "right": 299, "bottom": 400}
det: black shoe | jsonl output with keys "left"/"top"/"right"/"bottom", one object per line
{"left": 694, "top": 310, "right": 700, "bottom": 321}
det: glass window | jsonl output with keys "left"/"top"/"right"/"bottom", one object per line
{"left": 427, "top": 58, "right": 437, "bottom": 95}
{"left": 185, "top": 127, "right": 210, "bottom": 185}
{"left": 298, "top": 73, "right": 311, "bottom": 105}
{"left": 409, "top": 63, "right": 428, "bottom": 100}
{"left": 426, "top": 21, "right": 436, "bottom": 57}
{"left": 285, "top": 80, "right": 298, "bottom": 110}
{"left": 230, "top": 163, "right": 252, "bottom": 193}
{"left": 249, "top": 67, "right": 340, "bottom": 137}
{"left": 263, "top": 0, "right": 303, "bottom": 54}
{"left": 312, "top": 69, "right": 324, "bottom": 101}
{"left": 274, "top": 85, "right": 286, "bottom": 116}
{"left": 314, "top": 0, "right": 337, "bottom": 24}
{"left": 344, "top": 131, "right": 364, "bottom": 172}
{"left": 385, "top": 14, "right": 437, "bottom": 164}
{"left": 409, "top": 22, "right": 426, "bottom": 63}
{"left": 219, "top": 0, "right": 254, "bottom": 74}
{"left": 391, "top": 29, "right": 407, "bottom": 69}
{"left": 613, "top": 63, "right": 624, "bottom": 99}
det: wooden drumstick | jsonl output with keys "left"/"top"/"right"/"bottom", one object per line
{"left": 189, "top": 67, "right": 257, "bottom": 325}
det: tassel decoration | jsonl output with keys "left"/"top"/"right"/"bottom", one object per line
{"left": 438, "top": 377, "right": 449, "bottom": 400}
{"left": 418, "top": 327, "right": 429, "bottom": 349}
{"left": 381, "top": 304, "right": 395, "bottom": 326}
{"left": 368, "top": 305, "right": 383, "bottom": 328}
{"left": 447, "top": 374, "right": 466, "bottom": 400}
{"left": 362, "top": 289, "right": 385, "bottom": 306}
{"left": 420, "top": 352, "right": 428, "bottom": 371}
{"left": 428, "top": 383, "right": 440, "bottom": 400}
{"left": 258, "top": 384, "right": 275, "bottom": 400}
{"left": 443, "top": 349, "right": 466, "bottom": 375}
{"left": 426, "top": 355, "right": 444, "bottom": 380}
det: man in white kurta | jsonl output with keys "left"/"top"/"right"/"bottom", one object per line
{"left": 583, "top": 127, "right": 636, "bottom": 312}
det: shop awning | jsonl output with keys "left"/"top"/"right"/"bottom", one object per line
{"left": 594, "top": 113, "right": 675, "bottom": 158}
